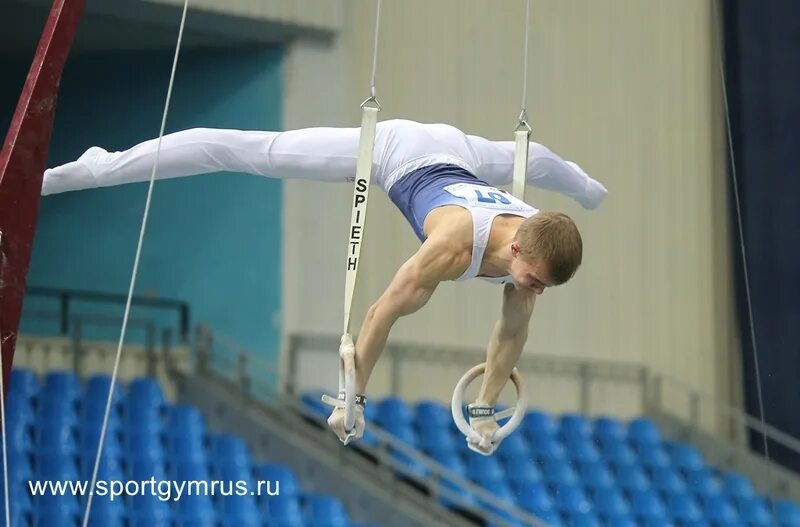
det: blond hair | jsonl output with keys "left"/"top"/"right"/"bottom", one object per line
{"left": 515, "top": 211, "right": 582, "bottom": 285}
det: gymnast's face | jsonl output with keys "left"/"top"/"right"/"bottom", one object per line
{"left": 509, "top": 243, "right": 552, "bottom": 295}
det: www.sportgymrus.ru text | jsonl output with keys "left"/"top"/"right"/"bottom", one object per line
{"left": 27, "top": 478, "right": 281, "bottom": 501}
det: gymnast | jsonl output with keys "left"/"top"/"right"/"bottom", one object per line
{"left": 43, "top": 118, "right": 607, "bottom": 454}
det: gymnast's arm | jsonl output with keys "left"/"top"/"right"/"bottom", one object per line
{"left": 354, "top": 235, "right": 464, "bottom": 394}
{"left": 475, "top": 283, "right": 536, "bottom": 406}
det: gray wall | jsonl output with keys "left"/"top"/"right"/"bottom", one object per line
{"left": 281, "top": 0, "right": 739, "bottom": 430}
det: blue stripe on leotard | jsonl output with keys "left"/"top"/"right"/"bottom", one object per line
{"left": 387, "top": 163, "right": 489, "bottom": 241}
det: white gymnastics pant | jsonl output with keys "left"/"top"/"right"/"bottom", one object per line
{"left": 42, "top": 119, "right": 607, "bottom": 209}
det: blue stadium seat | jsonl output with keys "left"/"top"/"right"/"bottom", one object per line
{"left": 84, "top": 495, "right": 126, "bottom": 526}
{"left": 775, "top": 499, "right": 800, "bottom": 526}
{"left": 304, "top": 494, "right": 350, "bottom": 527}
{"left": 614, "top": 463, "right": 650, "bottom": 493}
{"left": 376, "top": 397, "right": 413, "bottom": 425}
{"left": 219, "top": 494, "right": 260, "bottom": 525}
{"left": 478, "top": 482, "right": 516, "bottom": 520}
{"left": 171, "top": 460, "right": 211, "bottom": 481}
{"left": 628, "top": 418, "right": 661, "bottom": 446}
{"left": 630, "top": 490, "right": 666, "bottom": 521}
{"left": 593, "top": 416, "right": 626, "bottom": 443}
{"left": 703, "top": 495, "right": 739, "bottom": 524}
{"left": 215, "top": 463, "right": 253, "bottom": 483}
{"left": 300, "top": 392, "right": 329, "bottom": 418}
{"left": 363, "top": 400, "right": 378, "bottom": 422}
{"left": 667, "top": 493, "right": 702, "bottom": 523}
{"left": 124, "top": 416, "right": 164, "bottom": 442}
{"left": 42, "top": 371, "right": 80, "bottom": 401}
{"left": 167, "top": 433, "right": 207, "bottom": 463}
{"left": 737, "top": 497, "right": 772, "bottom": 527}
{"left": 36, "top": 508, "right": 80, "bottom": 527}
{"left": 211, "top": 433, "right": 251, "bottom": 467}
{"left": 522, "top": 410, "right": 557, "bottom": 438}
{"left": 496, "top": 430, "right": 531, "bottom": 460}
{"left": 80, "top": 453, "right": 124, "bottom": 481}
{"left": 125, "top": 434, "right": 166, "bottom": 464}
{"left": 721, "top": 472, "right": 755, "bottom": 500}
{"left": 80, "top": 427, "right": 124, "bottom": 461}
{"left": 36, "top": 452, "right": 80, "bottom": 480}
{"left": 175, "top": 495, "right": 217, "bottom": 523}
{"left": 565, "top": 513, "right": 601, "bottom": 527}
{"left": 651, "top": 467, "right": 687, "bottom": 496}
{"left": 166, "top": 404, "right": 205, "bottom": 433}
{"left": 667, "top": 443, "right": 705, "bottom": 472}
{"left": 417, "top": 426, "right": 456, "bottom": 454}
{"left": 265, "top": 496, "right": 304, "bottom": 521}
{"left": 580, "top": 461, "right": 615, "bottom": 491}
{"left": 382, "top": 422, "right": 416, "bottom": 445}
{"left": 6, "top": 395, "right": 35, "bottom": 428}
{"left": 637, "top": 444, "right": 671, "bottom": 472}
{"left": 685, "top": 468, "right": 722, "bottom": 498}
{"left": 129, "top": 459, "right": 168, "bottom": 481}
{"left": 552, "top": 483, "right": 592, "bottom": 515}
{"left": 503, "top": 456, "right": 542, "bottom": 487}
{"left": 414, "top": 400, "right": 451, "bottom": 428}
{"left": 466, "top": 452, "right": 505, "bottom": 482}
{"left": 9, "top": 425, "right": 33, "bottom": 455}
{"left": 529, "top": 435, "right": 566, "bottom": 459}
{"left": 129, "top": 494, "right": 171, "bottom": 520}
{"left": 390, "top": 447, "right": 428, "bottom": 479}
{"left": 541, "top": 458, "right": 579, "bottom": 486}
{"left": 37, "top": 397, "right": 78, "bottom": 424}
{"left": 84, "top": 373, "right": 122, "bottom": 404}
{"left": 256, "top": 463, "right": 300, "bottom": 498}
{"left": 514, "top": 481, "right": 555, "bottom": 515}
{"left": 564, "top": 437, "right": 601, "bottom": 464}
{"left": 605, "top": 515, "right": 637, "bottom": 527}
{"left": 601, "top": 441, "right": 637, "bottom": 466}
{"left": 127, "top": 377, "right": 165, "bottom": 409}
{"left": 359, "top": 428, "right": 380, "bottom": 448}
{"left": 36, "top": 493, "right": 82, "bottom": 518}
{"left": 593, "top": 488, "right": 630, "bottom": 517}
{"left": 0, "top": 478, "right": 33, "bottom": 515}
{"left": 37, "top": 427, "right": 78, "bottom": 462}
{"left": 10, "top": 368, "right": 39, "bottom": 400}
{"left": 2, "top": 452, "right": 34, "bottom": 485}
{"left": 559, "top": 413, "right": 592, "bottom": 440}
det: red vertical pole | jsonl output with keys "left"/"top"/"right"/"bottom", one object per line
{"left": 0, "top": 0, "right": 86, "bottom": 397}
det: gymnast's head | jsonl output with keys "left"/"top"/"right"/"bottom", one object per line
{"left": 509, "top": 211, "right": 583, "bottom": 295}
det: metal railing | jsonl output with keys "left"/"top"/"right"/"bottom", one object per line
{"left": 24, "top": 286, "right": 190, "bottom": 343}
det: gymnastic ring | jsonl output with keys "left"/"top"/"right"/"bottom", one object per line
{"left": 450, "top": 362, "right": 527, "bottom": 444}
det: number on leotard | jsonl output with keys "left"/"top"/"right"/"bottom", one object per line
{"left": 474, "top": 189, "right": 512, "bottom": 205}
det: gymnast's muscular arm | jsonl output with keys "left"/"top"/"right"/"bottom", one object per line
{"left": 475, "top": 283, "right": 536, "bottom": 406}
{"left": 354, "top": 233, "right": 466, "bottom": 393}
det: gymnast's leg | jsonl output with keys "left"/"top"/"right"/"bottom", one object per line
{"left": 466, "top": 134, "right": 608, "bottom": 210}
{"left": 42, "top": 126, "right": 372, "bottom": 195}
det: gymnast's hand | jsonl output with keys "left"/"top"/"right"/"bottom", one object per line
{"left": 327, "top": 404, "right": 365, "bottom": 445}
{"left": 467, "top": 403, "right": 501, "bottom": 455}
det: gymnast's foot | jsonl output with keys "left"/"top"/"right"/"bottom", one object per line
{"left": 567, "top": 161, "right": 608, "bottom": 209}
{"left": 42, "top": 146, "right": 107, "bottom": 196}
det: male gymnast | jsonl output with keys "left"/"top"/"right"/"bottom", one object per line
{"left": 43, "top": 119, "right": 607, "bottom": 454}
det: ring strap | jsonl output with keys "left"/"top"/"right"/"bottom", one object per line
{"left": 338, "top": 391, "right": 367, "bottom": 407}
